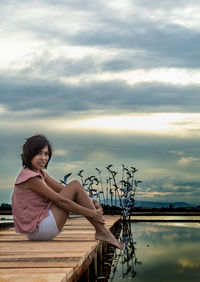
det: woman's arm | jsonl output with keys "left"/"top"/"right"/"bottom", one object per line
{"left": 25, "top": 177, "right": 103, "bottom": 222}
{"left": 44, "top": 172, "right": 64, "bottom": 193}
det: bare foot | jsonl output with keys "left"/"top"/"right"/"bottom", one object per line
{"left": 95, "top": 226, "right": 124, "bottom": 250}
{"left": 93, "top": 200, "right": 123, "bottom": 249}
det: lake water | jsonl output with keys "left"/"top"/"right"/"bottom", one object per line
{"left": 108, "top": 221, "right": 200, "bottom": 281}
{"left": 0, "top": 214, "right": 13, "bottom": 224}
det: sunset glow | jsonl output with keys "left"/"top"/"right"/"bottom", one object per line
{"left": 65, "top": 113, "right": 200, "bottom": 134}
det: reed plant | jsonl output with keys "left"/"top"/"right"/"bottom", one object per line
{"left": 60, "top": 164, "right": 142, "bottom": 220}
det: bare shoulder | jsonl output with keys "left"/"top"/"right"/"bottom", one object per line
{"left": 16, "top": 174, "right": 41, "bottom": 190}
{"left": 23, "top": 175, "right": 61, "bottom": 201}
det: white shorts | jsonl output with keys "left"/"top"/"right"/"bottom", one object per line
{"left": 26, "top": 209, "right": 59, "bottom": 241}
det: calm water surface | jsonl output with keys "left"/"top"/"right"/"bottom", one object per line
{"left": 109, "top": 221, "right": 200, "bottom": 281}
{"left": 0, "top": 214, "right": 13, "bottom": 223}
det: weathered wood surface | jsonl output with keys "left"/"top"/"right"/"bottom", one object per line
{"left": 0, "top": 215, "right": 121, "bottom": 282}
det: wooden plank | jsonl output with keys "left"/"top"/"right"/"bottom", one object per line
{"left": 0, "top": 268, "right": 73, "bottom": 282}
{"left": 0, "top": 259, "right": 78, "bottom": 269}
{"left": 0, "top": 254, "right": 83, "bottom": 260}
{"left": 0, "top": 237, "right": 96, "bottom": 242}
{"left": 0, "top": 274, "right": 68, "bottom": 282}
{"left": 0, "top": 242, "right": 98, "bottom": 254}
{"left": 0, "top": 215, "right": 121, "bottom": 281}
{"left": 0, "top": 267, "right": 74, "bottom": 281}
{"left": 0, "top": 268, "right": 73, "bottom": 274}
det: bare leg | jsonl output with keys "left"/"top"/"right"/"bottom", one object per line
{"left": 51, "top": 180, "right": 123, "bottom": 250}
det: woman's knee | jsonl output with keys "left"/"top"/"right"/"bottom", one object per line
{"left": 69, "top": 179, "right": 81, "bottom": 187}
{"left": 67, "top": 179, "right": 83, "bottom": 191}
{"left": 59, "top": 182, "right": 77, "bottom": 201}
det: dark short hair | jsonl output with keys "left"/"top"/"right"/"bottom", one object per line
{"left": 21, "top": 135, "right": 53, "bottom": 169}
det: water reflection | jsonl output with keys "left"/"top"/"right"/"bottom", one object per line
{"left": 109, "top": 221, "right": 141, "bottom": 281}
{"left": 108, "top": 221, "right": 200, "bottom": 281}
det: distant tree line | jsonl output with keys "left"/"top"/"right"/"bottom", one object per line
{"left": 0, "top": 203, "right": 12, "bottom": 210}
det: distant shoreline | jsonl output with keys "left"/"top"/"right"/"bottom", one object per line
{"left": 102, "top": 204, "right": 200, "bottom": 216}
{"left": 1, "top": 206, "right": 200, "bottom": 216}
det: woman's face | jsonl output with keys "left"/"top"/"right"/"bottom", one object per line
{"left": 31, "top": 145, "right": 49, "bottom": 172}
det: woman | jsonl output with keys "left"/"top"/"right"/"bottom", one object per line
{"left": 12, "top": 134, "right": 123, "bottom": 249}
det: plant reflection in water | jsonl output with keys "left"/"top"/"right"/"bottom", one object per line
{"left": 108, "top": 220, "right": 142, "bottom": 281}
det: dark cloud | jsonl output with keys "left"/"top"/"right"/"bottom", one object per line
{"left": 134, "top": 0, "right": 197, "bottom": 9}
{"left": 173, "top": 181, "right": 200, "bottom": 190}
{"left": 22, "top": 54, "right": 99, "bottom": 77}
{"left": 1, "top": 70, "right": 200, "bottom": 115}
{"left": 67, "top": 23, "right": 200, "bottom": 69}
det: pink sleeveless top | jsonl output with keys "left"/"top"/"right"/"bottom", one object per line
{"left": 12, "top": 168, "right": 51, "bottom": 234}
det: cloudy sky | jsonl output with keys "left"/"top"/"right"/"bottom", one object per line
{"left": 0, "top": 0, "right": 200, "bottom": 205}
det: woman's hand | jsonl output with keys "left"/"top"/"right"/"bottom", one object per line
{"left": 92, "top": 208, "right": 105, "bottom": 224}
{"left": 93, "top": 199, "right": 103, "bottom": 214}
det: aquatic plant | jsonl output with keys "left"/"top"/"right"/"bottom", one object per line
{"left": 61, "top": 164, "right": 142, "bottom": 220}
{"left": 59, "top": 173, "right": 72, "bottom": 185}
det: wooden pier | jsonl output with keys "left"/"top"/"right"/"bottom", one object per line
{"left": 0, "top": 215, "right": 121, "bottom": 282}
